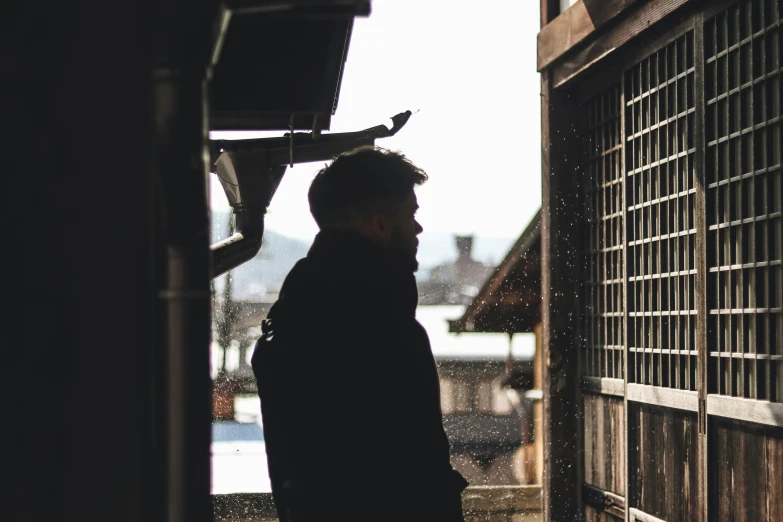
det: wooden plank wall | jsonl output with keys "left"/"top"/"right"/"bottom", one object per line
{"left": 629, "top": 404, "right": 701, "bottom": 522}
{"left": 710, "top": 419, "right": 783, "bottom": 522}
{"left": 583, "top": 395, "right": 625, "bottom": 496}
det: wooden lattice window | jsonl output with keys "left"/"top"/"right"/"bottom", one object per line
{"left": 626, "top": 32, "right": 698, "bottom": 390}
{"left": 583, "top": 85, "right": 625, "bottom": 380}
{"left": 706, "top": 0, "right": 783, "bottom": 401}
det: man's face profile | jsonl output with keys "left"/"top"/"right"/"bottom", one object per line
{"left": 388, "top": 191, "right": 423, "bottom": 272}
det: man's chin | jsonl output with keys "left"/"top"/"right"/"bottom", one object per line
{"left": 410, "top": 250, "right": 419, "bottom": 273}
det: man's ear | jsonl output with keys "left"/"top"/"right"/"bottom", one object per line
{"left": 370, "top": 214, "right": 393, "bottom": 246}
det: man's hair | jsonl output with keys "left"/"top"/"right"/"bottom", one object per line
{"left": 308, "top": 146, "right": 427, "bottom": 229}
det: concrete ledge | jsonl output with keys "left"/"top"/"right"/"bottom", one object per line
{"left": 213, "top": 486, "right": 543, "bottom": 521}
{"left": 463, "top": 485, "right": 542, "bottom": 513}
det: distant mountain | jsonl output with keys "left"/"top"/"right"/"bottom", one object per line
{"left": 211, "top": 211, "right": 517, "bottom": 297}
{"left": 212, "top": 211, "right": 311, "bottom": 301}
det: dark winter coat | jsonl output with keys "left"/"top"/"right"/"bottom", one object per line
{"left": 252, "top": 229, "right": 468, "bottom": 522}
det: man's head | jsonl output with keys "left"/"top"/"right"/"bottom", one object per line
{"left": 308, "top": 146, "right": 427, "bottom": 272}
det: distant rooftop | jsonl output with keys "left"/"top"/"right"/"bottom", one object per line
{"left": 417, "top": 305, "right": 535, "bottom": 361}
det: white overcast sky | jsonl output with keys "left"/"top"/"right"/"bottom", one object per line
{"left": 210, "top": 0, "right": 542, "bottom": 242}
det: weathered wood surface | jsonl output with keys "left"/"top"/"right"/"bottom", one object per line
{"left": 584, "top": 394, "right": 626, "bottom": 496}
{"left": 707, "top": 395, "right": 783, "bottom": 428}
{"left": 551, "top": 0, "right": 692, "bottom": 88}
{"left": 538, "top": 0, "right": 640, "bottom": 71}
{"left": 541, "top": 69, "right": 583, "bottom": 521}
{"left": 629, "top": 404, "right": 700, "bottom": 522}
{"left": 582, "top": 377, "right": 625, "bottom": 397}
{"left": 711, "top": 419, "right": 783, "bottom": 522}
{"left": 627, "top": 383, "right": 698, "bottom": 412}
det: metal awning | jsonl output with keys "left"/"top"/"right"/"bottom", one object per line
{"left": 210, "top": 0, "right": 370, "bottom": 131}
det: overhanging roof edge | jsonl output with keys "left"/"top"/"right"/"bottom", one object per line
{"left": 449, "top": 208, "right": 541, "bottom": 334}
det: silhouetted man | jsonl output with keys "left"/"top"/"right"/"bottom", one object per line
{"left": 252, "top": 147, "right": 468, "bottom": 521}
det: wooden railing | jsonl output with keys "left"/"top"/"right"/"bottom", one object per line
{"left": 212, "top": 485, "right": 542, "bottom": 521}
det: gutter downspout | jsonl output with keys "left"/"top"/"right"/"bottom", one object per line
{"left": 209, "top": 109, "right": 412, "bottom": 278}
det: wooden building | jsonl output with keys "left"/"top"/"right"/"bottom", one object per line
{"left": 450, "top": 211, "right": 543, "bottom": 485}
{"left": 538, "top": 1, "right": 782, "bottom": 521}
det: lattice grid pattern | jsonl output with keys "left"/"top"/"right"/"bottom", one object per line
{"left": 626, "top": 32, "right": 698, "bottom": 390}
{"left": 583, "top": 85, "right": 625, "bottom": 379}
{"left": 706, "top": 0, "right": 783, "bottom": 401}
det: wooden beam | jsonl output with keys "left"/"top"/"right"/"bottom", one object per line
{"left": 626, "top": 383, "right": 699, "bottom": 412}
{"left": 707, "top": 395, "right": 783, "bottom": 429}
{"left": 541, "top": 70, "right": 583, "bottom": 521}
{"left": 538, "top": 0, "right": 640, "bottom": 71}
{"left": 550, "top": 0, "right": 692, "bottom": 88}
{"left": 582, "top": 377, "right": 625, "bottom": 397}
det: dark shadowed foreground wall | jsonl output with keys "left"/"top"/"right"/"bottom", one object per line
{"left": 2, "top": 1, "right": 216, "bottom": 521}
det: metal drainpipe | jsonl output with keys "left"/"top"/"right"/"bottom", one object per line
{"left": 154, "top": 67, "right": 213, "bottom": 522}
{"left": 152, "top": 4, "right": 228, "bottom": 521}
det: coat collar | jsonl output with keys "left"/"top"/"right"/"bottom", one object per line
{"left": 306, "top": 229, "right": 419, "bottom": 315}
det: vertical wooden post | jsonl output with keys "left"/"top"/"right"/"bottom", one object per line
{"left": 534, "top": 322, "right": 545, "bottom": 485}
{"left": 541, "top": 70, "right": 583, "bottom": 520}
{"left": 693, "top": 14, "right": 709, "bottom": 522}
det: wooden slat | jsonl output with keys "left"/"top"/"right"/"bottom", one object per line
{"left": 584, "top": 394, "right": 626, "bottom": 496}
{"left": 584, "top": 394, "right": 595, "bottom": 487}
{"left": 630, "top": 404, "right": 700, "bottom": 521}
{"left": 583, "top": 376, "right": 626, "bottom": 396}
{"left": 627, "top": 383, "right": 699, "bottom": 411}
{"left": 551, "top": 0, "right": 693, "bottom": 88}
{"left": 537, "top": 0, "right": 640, "bottom": 71}
{"left": 768, "top": 434, "right": 783, "bottom": 522}
{"left": 707, "top": 395, "right": 783, "bottom": 428}
{"left": 596, "top": 395, "right": 606, "bottom": 490}
{"left": 710, "top": 418, "right": 783, "bottom": 522}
